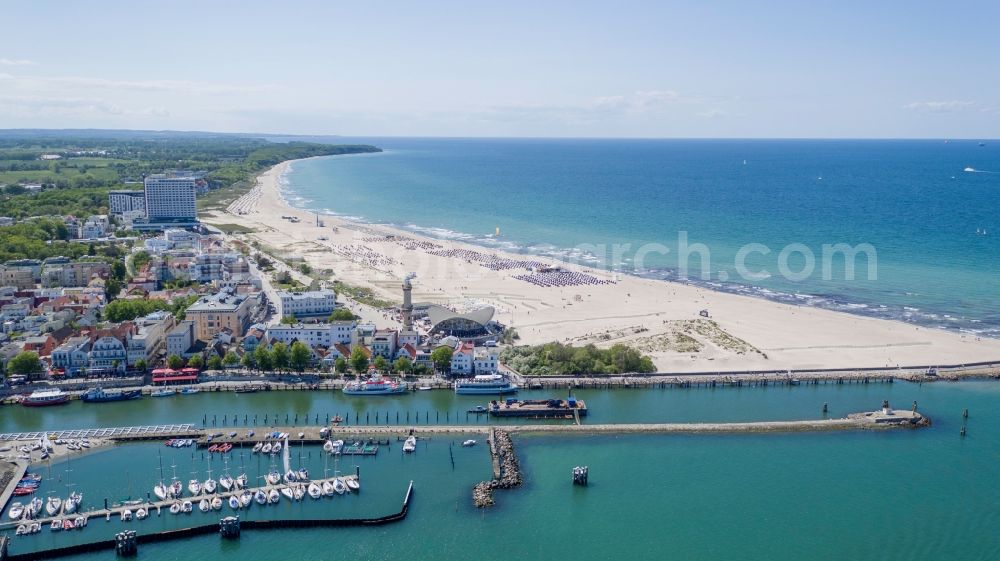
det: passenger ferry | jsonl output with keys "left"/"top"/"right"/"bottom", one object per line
{"left": 21, "top": 389, "right": 70, "bottom": 407}
{"left": 454, "top": 374, "right": 518, "bottom": 395}
{"left": 342, "top": 374, "right": 408, "bottom": 396}
{"left": 81, "top": 387, "right": 142, "bottom": 403}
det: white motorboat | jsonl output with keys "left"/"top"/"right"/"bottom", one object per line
{"left": 219, "top": 475, "right": 234, "bottom": 491}
{"left": 254, "top": 490, "right": 267, "bottom": 505}
{"left": 266, "top": 471, "right": 281, "bottom": 486}
{"left": 182, "top": 500, "right": 193, "bottom": 513}
{"left": 199, "top": 499, "right": 210, "bottom": 512}
{"left": 267, "top": 489, "right": 280, "bottom": 504}
{"left": 16, "top": 524, "right": 27, "bottom": 535}
{"left": 261, "top": 443, "right": 272, "bottom": 454}
{"left": 239, "top": 491, "right": 252, "bottom": 507}
{"left": 8, "top": 502, "right": 24, "bottom": 520}
{"left": 204, "top": 479, "right": 217, "bottom": 494}
{"left": 293, "top": 485, "right": 305, "bottom": 501}
{"left": 169, "top": 503, "right": 181, "bottom": 515}
{"left": 252, "top": 442, "right": 263, "bottom": 453}
{"left": 121, "top": 509, "right": 132, "bottom": 521}
{"left": 50, "top": 519, "right": 62, "bottom": 531}
{"left": 228, "top": 496, "right": 241, "bottom": 510}
{"left": 332, "top": 478, "right": 347, "bottom": 495}
{"left": 28, "top": 497, "right": 42, "bottom": 517}
{"left": 271, "top": 442, "right": 282, "bottom": 454}
{"left": 462, "top": 439, "right": 477, "bottom": 447}
{"left": 135, "top": 508, "right": 147, "bottom": 520}
{"left": 307, "top": 483, "right": 322, "bottom": 499}
{"left": 403, "top": 436, "right": 417, "bottom": 453}
{"left": 29, "top": 522, "right": 42, "bottom": 534}
{"left": 322, "top": 481, "right": 335, "bottom": 496}
{"left": 188, "top": 480, "right": 202, "bottom": 495}
{"left": 211, "top": 496, "right": 223, "bottom": 510}
{"left": 74, "top": 515, "right": 88, "bottom": 528}
{"left": 345, "top": 478, "right": 360, "bottom": 492}
{"left": 280, "top": 486, "right": 294, "bottom": 501}
{"left": 46, "top": 497, "right": 62, "bottom": 516}
{"left": 154, "top": 483, "right": 168, "bottom": 501}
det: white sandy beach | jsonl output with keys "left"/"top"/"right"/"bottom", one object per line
{"left": 202, "top": 159, "right": 1000, "bottom": 372}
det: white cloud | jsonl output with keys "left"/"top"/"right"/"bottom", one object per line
{"left": 697, "top": 109, "right": 727, "bottom": 118}
{"left": 0, "top": 72, "right": 280, "bottom": 95}
{"left": 0, "top": 58, "right": 35, "bottom": 66}
{"left": 0, "top": 95, "right": 169, "bottom": 119}
{"left": 902, "top": 100, "right": 976, "bottom": 112}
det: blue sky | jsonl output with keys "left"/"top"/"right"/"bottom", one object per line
{"left": 1, "top": 0, "right": 997, "bottom": 137}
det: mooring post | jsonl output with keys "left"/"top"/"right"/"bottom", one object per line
{"left": 115, "top": 530, "right": 138, "bottom": 556}
{"left": 963, "top": 408, "right": 969, "bottom": 418}
{"left": 822, "top": 402, "right": 828, "bottom": 413}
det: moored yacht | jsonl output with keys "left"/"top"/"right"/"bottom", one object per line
{"left": 342, "top": 374, "right": 408, "bottom": 395}
{"left": 454, "top": 374, "right": 518, "bottom": 395}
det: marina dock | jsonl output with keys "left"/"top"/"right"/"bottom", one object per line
{"left": 0, "top": 481, "right": 412, "bottom": 561}
{"left": 0, "top": 472, "right": 362, "bottom": 535}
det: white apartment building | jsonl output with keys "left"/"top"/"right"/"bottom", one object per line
{"left": 265, "top": 323, "right": 345, "bottom": 349}
{"left": 108, "top": 190, "right": 146, "bottom": 216}
{"left": 277, "top": 289, "right": 336, "bottom": 318}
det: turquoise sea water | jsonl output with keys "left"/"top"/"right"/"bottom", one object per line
{"left": 3, "top": 384, "right": 1000, "bottom": 560}
{"left": 281, "top": 138, "right": 1000, "bottom": 337}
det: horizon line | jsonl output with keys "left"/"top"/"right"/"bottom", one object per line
{"left": 0, "top": 128, "right": 996, "bottom": 142}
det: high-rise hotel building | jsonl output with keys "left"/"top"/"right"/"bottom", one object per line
{"left": 143, "top": 174, "right": 198, "bottom": 224}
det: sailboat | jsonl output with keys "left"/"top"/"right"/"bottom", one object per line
{"left": 203, "top": 455, "right": 217, "bottom": 494}
{"left": 154, "top": 449, "right": 169, "bottom": 499}
{"left": 169, "top": 462, "right": 182, "bottom": 498}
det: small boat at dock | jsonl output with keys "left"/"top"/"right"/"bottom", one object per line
{"left": 403, "top": 436, "right": 417, "bottom": 453}
{"left": 22, "top": 389, "right": 69, "bottom": 407}
{"left": 228, "top": 496, "right": 240, "bottom": 510}
{"left": 135, "top": 508, "right": 147, "bottom": 520}
{"left": 462, "top": 439, "right": 477, "bottom": 447}
{"left": 342, "top": 373, "right": 408, "bottom": 395}
{"left": 151, "top": 388, "right": 176, "bottom": 398}
{"left": 345, "top": 478, "right": 359, "bottom": 492}
{"left": 454, "top": 373, "right": 518, "bottom": 395}
{"left": 81, "top": 387, "right": 142, "bottom": 403}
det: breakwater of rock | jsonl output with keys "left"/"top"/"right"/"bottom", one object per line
{"left": 473, "top": 429, "right": 522, "bottom": 507}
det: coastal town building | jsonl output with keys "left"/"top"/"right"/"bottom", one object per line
{"left": 166, "top": 320, "right": 197, "bottom": 358}
{"left": 184, "top": 290, "right": 258, "bottom": 341}
{"left": 126, "top": 311, "right": 174, "bottom": 366}
{"left": 264, "top": 322, "right": 355, "bottom": 349}
{"left": 108, "top": 190, "right": 146, "bottom": 217}
{"left": 277, "top": 289, "right": 336, "bottom": 319}
{"left": 41, "top": 260, "right": 110, "bottom": 288}
{"left": 79, "top": 215, "right": 110, "bottom": 239}
{"left": 51, "top": 336, "right": 91, "bottom": 376}
{"left": 0, "top": 266, "right": 35, "bottom": 290}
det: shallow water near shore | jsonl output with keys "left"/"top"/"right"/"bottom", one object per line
{"left": 3, "top": 382, "right": 1000, "bottom": 560}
